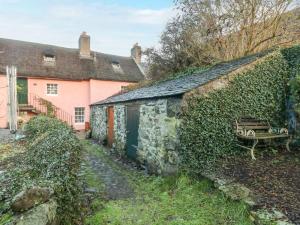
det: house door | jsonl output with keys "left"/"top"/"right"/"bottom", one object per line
{"left": 126, "top": 105, "right": 140, "bottom": 160}
{"left": 107, "top": 106, "right": 114, "bottom": 148}
{"left": 17, "top": 78, "right": 28, "bottom": 104}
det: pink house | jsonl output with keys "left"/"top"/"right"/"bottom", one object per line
{"left": 0, "top": 33, "right": 144, "bottom": 130}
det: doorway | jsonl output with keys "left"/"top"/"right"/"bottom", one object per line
{"left": 17, "top": 78, "right": 28, "bottom": 104}
{"left": 107, "top": 106, "right": 114, "bottom": 148}
{"left": 126, "top": 104, "right": 140, "bottom": 160}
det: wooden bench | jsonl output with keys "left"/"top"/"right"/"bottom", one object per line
{"left": 234, "top": 117, "right": 291, "bottom": 159}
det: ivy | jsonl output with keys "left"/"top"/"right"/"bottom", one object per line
{"left": 179, "top": 50, "right": 292, "bottom": 172}
{"left": 24, "top": 116, "right": 83, "bottom": 224}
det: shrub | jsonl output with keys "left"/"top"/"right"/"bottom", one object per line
{"left": 180, "top": 50, "right": 290, "bottom": 173}
{"left": 24, "top": 116, "right": 70, "bottom": 141}
{"left": 25, "top": 116, "right": 82, "bottom": 224}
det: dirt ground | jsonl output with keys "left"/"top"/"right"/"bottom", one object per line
{"left": 218, "top": 149, "right": 300, "bottom": 225}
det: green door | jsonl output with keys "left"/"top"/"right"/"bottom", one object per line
{"left": 126, "top": 105, "right": 140, "bottom": 160}
{"left": 17, "top": 78, "right": 28, "bottom": 104}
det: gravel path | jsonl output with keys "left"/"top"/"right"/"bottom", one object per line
{"left": 84, "top": 143, "right": 134, "bottom": 200}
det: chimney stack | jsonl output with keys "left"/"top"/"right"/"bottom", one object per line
{"left": 79, "top": 32, "right": 91, "bottom": 59}
{"left": 131, "top": 43, "right": 142, "bottom": 64}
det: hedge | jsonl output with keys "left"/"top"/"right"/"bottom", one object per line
{"left": 180, "top": 50, "right": 291, "bottom": 172}
{"left": 24, "top": 116, "right": 82, "bottom": 224}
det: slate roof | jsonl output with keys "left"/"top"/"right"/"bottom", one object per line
{"left": 92, "top": 50, "right": 271, "bottom": 106}
{"left": 0, "top": 38, "right": 144, "bottom": 82}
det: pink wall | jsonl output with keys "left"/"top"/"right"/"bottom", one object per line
{"left": 0, "top": 75, "right": 8, "bottom": 128}
{"left": 89, "top": 79, "right": 130, "bottom": 104}
{"left": 27, "top": 78, "right": 132, "bottom": 130}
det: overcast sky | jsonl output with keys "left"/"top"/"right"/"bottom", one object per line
{"left": 0, "top": 0, "right": 175, "bottom": 56}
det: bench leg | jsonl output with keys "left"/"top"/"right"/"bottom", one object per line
{"left": 286, "top": 137, "right": 292, "bottom": 152}
{"left": 251, "top": 139, "right": 258, "bottom": 160}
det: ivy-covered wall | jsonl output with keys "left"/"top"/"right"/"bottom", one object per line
{"left": 180, "top": 51, "right": 290, "bottom": 172}
{"left": 113, "top": 104, "right": 127, "bottom": 154}
{"left": 90, "top": 105, "right": 107, "bottom": 142}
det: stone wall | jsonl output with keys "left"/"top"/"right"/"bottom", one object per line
{"left": 90, "top": 105, "right": 107, "bottom": 142}
{"left": 137, "top": 98, "right": 181, "bottom": 175}
{"left": 113, "top": 105, "right": 126, "bottom": 155}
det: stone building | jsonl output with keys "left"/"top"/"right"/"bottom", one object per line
{"left": 90, "top": 51, "right": 270, "bottom": 175}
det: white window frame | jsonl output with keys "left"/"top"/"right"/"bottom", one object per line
{"left": 43, "top": 55, "right": 56, "bottom": 63}
{"left": 46, "top": 83, "right": 58, "bottom": 96}
{"left": 43, "top": 55, "right": 56, "bottom": 67}
{"left": 75, "top": 107, "right": 85, "bottom": 124}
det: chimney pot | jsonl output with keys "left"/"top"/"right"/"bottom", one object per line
{"left": 79, "top": 32, "right": 91, "bottom": 59}
{"left": 131, "top": 43, "right": 142, "bottom": 64}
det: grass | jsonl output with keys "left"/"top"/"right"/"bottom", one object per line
{"left": 0, "top": 213, "right": 12, "bottom": 225}
{"left": 82, "top": 141, "right": 254, "bottom": 225}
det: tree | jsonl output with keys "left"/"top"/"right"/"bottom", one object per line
{"left": 146, "top": 0, "right": 300, "bottom": 79}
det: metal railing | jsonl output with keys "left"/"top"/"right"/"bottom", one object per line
{"left": 18, "top": 93, "right": 73, "bottom": 126}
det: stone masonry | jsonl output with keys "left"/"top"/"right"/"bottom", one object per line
{"left": 90, "top": 97, "right": 182, "bottom": 175}
{"left": 113, "top": 105, "right": 126, "bottom": 155}
{"left": 137, "top": 99, "right": 181, "bottom": 175}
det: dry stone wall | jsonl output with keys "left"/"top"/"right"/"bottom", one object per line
{"left": 137, "top": 98, "right": 181, "bottom": 175}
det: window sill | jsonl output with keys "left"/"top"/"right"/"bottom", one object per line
{"left": 46, "top": 94, "right": 58, "bottom": 96}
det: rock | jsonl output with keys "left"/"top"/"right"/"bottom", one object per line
{"left": 15, "top": 199, "right": 57, "bottom": 225}
{"left": 11, "top": 187, "right": 54, "bottom": 212}
{"left": 250, "top": 209, "right": 295, "bottom": 225}
{"left": 218, "top": 183, "right": 250, "bottom": 200}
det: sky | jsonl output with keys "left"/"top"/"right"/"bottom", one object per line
{"left": 0, "top": 0, "right": 175, "bottom": 56}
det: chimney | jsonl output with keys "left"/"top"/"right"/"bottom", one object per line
{"left": 79, "top": 32, "right": 91, "bottom": 59}
{"left": 131, "top": 43, "right": 142, "bottom": 64}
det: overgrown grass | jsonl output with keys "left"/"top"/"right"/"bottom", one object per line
{"left": 82, "top": 141, "right": 253, "bottom": 225}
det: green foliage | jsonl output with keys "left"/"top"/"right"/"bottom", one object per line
{"left": 180, "top": 51, "right": 290, "bottom": 172}
{"left": 289, "top": 74, "right": 300, "bottom": 114}
{"left": 25, "top": 116, "right": 82, "bottom": 224}
{"left": 281, "top": 45, "right": 300, "bottom": 72}
{"left": 0, "top": 213, "right": 12, "bottom": 225}
{"left": 284, "top": 45, "right": 300, "bottom": 115}
{"left": 2, "top": 116, "right": 82, "bottom": 224}
{"left": 24, "top": 116, "right": 70, "bottom": 141}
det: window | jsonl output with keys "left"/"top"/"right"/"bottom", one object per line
{"left": 43, "top": 54, "right": 56, "bottom": 66}
{"left": 75, "top": 107, "right": 85, "bottom": 124}
{"left": 47, "top": 84, "right": 58, "bottom": 95}
{"left": 111, "top": 61, "right": 124, "bottom": 74}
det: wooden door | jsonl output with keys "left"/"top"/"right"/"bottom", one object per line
{"left": 126, "top": 105, "right": 140, "bottom": 160}
{"left": 17, "top": 78, "right": 28, "bottom": 104}
{"left": 107, "top": 106, "right": 114, "bottom": 148}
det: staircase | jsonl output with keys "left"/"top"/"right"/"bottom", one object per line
{"left": 18, "top": 93, "right": 73, "bottom": 126}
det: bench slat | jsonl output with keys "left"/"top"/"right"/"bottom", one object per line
{"left": 238, "top": 126, "right": 270, "bottom": 130}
